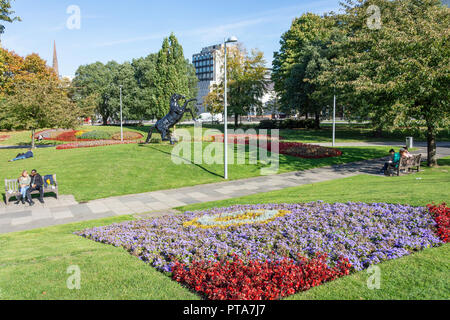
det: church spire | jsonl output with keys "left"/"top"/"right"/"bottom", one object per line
{"left": 52, "top": 40, "right": 59, "bottom": 77}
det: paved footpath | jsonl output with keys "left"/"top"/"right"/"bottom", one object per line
{"left": 1, "top": 143, "right": 448, "bottom": 234}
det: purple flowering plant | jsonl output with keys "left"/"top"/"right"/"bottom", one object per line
{"left": 75, "top": 202, "right": 443, "bottom": 273}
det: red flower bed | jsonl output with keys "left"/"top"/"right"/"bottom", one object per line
{"left": 172, "top": 253, "right": 351, "bottom": 300}
{"left": 272, "top": 141, "right": 343, "bottom": 159}
{"left": 56, "top": 140, "right": 139, "bottom": 150}
{"left": 428, "top": 203, "right": 449, "bottom": 243}
{"left": 0, "top": 134, "right": 10, "bottom": 141}
{"left": 210, "top": 134, "right": 342, "bottom": 159}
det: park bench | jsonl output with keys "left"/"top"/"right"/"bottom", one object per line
{"left": 4, "top": 174, "right": 58, "bottom": 205}
{"left": 386, "top": 154, "right": 422, "bottom": 177}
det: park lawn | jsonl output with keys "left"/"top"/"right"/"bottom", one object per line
{"left": 0, "top": 158, "right": 448, "bottom": 300}
{"left": 0, "top": 142, "right": 392, "bottom": 203}
{"left": 0, "top": 215, "right": 199, "bottom": 300}
{"left": 3, "top": 124, "right": 449, "bottom": 147}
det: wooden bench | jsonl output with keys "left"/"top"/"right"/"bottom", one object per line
{"left": 386, "top": 154, "right": 422, "bottom": 176}
{"left": 4, "top": 174, "right": 58, "bottom": 205}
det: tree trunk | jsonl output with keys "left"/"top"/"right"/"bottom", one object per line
{"left": 314, "top": 111, "right": 321, "bottom": 130}
{"left": 31, "top": 129, "right": 36, "bottom": 149}
{"left": 373, "top": 126, "right": 383, "bottom": 138}
{"left": 102, "top": 116, "right": 108, "bottom": 126}
{"left": 235, "top": 113, "right": 238, "bottom": 128}
{"left": 427, "top": 125, "right": 438, "bottom": 167}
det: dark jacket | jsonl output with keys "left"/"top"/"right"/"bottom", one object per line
{"left": 30, "top": 174, "right": 44, "bottom": 188}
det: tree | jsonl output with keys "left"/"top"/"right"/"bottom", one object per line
{"left": 208, "top": 46, "right": 268, "bottom": 127}
{"left": 320, "top": 0, "right": 449, "bottom": 166}
{"left": 0, "top": 0, "right": 20, "bottom": 35}
{"left": 203, "top": 83, "right": 224, "bottom": 117}
{"left": 272, "top": 13, "right": 336, "bottom": 128}
{"left": 132, "top": 53, "right": 158, "bottom": 122}
{"left": 153, "top": 33, "right": 198, "bottom": 119}
{"left": 73, "top": 61, "right": 117, "bottom": 125}
{"left": 0, "top": 75, "right": 82, "bottom": 148}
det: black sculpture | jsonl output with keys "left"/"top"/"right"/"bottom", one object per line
{"left": 145, "top": 94, "right": 197, "bottom": 145}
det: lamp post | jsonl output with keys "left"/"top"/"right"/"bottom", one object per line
{"left": 332, "top": 94, "right": 336, "bottom": 147}
{"left": 120, "top": 85, "right": 123, "bottom": 142}
{"left": 223, "top": 36, "right": 238, "bottom": 180}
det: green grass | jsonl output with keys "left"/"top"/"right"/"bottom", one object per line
{"left": 0, "top": 158, "right": 448, "bottom": 300}
{"left": 0, "top": 216, "right": 199, "bottom": 300}
{"left": 3, "top": 123, "right": 449, "bottom": 147}
{"left": 0, "top": 139, "right": 392, "bottom": 202}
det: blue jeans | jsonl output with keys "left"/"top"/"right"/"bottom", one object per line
{"left": 11, "top": 155, "right": 27, "bottom": 162}
{"left": 20, "top": 186, "right": 29, "bottom": 200}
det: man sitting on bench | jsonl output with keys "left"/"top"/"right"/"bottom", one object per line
{"left": 380, "top": 149, "right": 401, "bottom": 175}
{"left": 27, "top": 169, "right": 45, "bottom": 204}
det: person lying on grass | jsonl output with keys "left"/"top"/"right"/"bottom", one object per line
{"left": 8, "top": 149, "right": 34, "bottom": 162}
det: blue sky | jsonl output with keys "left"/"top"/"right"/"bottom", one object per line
{"left": 2, "top": 0, "right": 342, "bottom": 77}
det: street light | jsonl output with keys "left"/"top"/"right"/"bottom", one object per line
{"left": 119, "top": 85, "right": 123, "bottom": 142}
{"left": 224, "top": 36, "right": 238, "bottom": 180}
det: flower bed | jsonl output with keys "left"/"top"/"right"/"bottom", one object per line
{"left": 111, "top": 131, "right": 143, "bottom": 141}
{"left": 0, "top": 134, "right": 10, "bottom": 142}
{"left": 275, "top": 142, "right": 342, "bottom": 159}
{"left": 75, "top": 202, "right": 443, "bottom": 299}
{"left": 56, "top": 140, "right": 139, "bottom": 150}
{"left": 428, "top": 203, "right": 449, "bottom": 243}
{"left": 208, "top": 134, "right": 341, "bottom": 159}
{"left": 172, "top": 253, "right": 351, "bottom": 300}
{"left": 36, "top": 129, "right": 143, "bottom": 142}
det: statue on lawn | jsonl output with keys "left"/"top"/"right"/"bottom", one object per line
{"left": 145, "top": 94, "right": 197, "bottom": 145}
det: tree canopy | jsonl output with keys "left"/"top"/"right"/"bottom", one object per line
{"left": 318, "top": 0, "right": 449, "bottom": 166}
{"left": 73, "top": 33, "right": 198, "bottom": 124}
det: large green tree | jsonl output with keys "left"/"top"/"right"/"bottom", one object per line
{"left": 153, "top": 33, "right": 198, "bottom": 119}
{"left": 320, "top": 0, "right": 449, "bottom": 166}
{"left": 272, "top": 13, "right": 336, "bottom": 128}
{"left": 0, "top": 75, "right": 82, "bottom": 148}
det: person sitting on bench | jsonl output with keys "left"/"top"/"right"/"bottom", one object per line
{"left": 381, "top": 149, "right": 401, "bottom": 174}
{"left": 27, "top": 169, "right": 45, "bottom": 204}
{"left": 15, "top": 170, "right": 31, "bottom": 205}
{"left": 9, "top": 149, "right": 34, "bottom": 162}
{"left": 402, "top": 147, "right": 414, "bottom": 159}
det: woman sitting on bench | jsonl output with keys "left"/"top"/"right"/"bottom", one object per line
{"left": 15, "top": 170, "right": 31, "bottom": 205}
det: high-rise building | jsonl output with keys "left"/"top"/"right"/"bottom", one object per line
{"left": 192, "top": 43, "right": 229, "bottom": 113}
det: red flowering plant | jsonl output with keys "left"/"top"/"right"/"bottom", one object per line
{"left": 0, "top": 134, "right": 10, "bottom": 141}
{"left": 428, "top": 203, "right": 449, "bottom": 243}
{"left": 172, "top": 253, "right": 351, "bottom": 300}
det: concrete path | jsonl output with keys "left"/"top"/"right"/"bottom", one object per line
{"left": 1, "top": 145, "right": 448, "bottom": 234}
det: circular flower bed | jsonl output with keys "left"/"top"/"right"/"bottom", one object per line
{"left": 56, "top": 140, "right": 139, "bottom": 150}
{"left": 36, "top": 129, "right": 143, "bottom": 142}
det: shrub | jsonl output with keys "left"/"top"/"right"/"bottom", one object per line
{"left": 79, "top": 130, "right": 112, "bottom": 140}
{"left": 258, "top": 120, "right": 279, "bottom": 129}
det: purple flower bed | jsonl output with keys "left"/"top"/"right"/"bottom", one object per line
{"left": 75, "top": 202, "right": 442, "bottom": 272}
